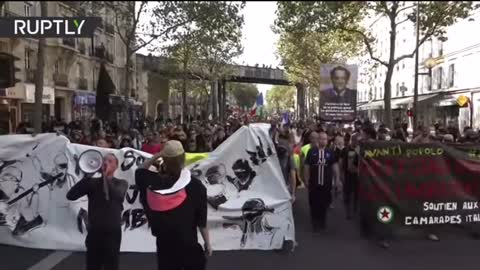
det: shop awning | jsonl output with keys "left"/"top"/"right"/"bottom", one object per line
{"left": 391, "top": 94, "right": 441, "bottom": 109}
{"left": 437, "top": 94, "right": 459, "bottom": 107}
{"left": 391, "top": 97, "right": 411, "bottom": 109}
{"left": 357, "top": 100, "right": 384, "bottom": 111}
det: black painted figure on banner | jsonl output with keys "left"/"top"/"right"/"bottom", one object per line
{"left": 320, "top": 66, "right": 356, "bottom": 104}
{"left": 0, "top": 166, "right": 24, "bottom": 228}
{"left": 204, "top": 165, "right": 228, "bottom": 210}
{"left": 0, "top": 149, "right": 68, "bottom": 236}
{"left": 43, "top": 153, "right": 69, "bottom": 189}
{"left": 304, "top": 132, "right": 341, "bottom": 231}
{"left": 340, "top": 133, "right": 360, "bottom": 220}
{"left": 12, "top": 152, "right": 72, "bottom": 236}
{"left": 227, "top": 159, "right": 256, "bottom": 192}
{"left": 67, "top": 153, "right": 128, "bottom": 270}
{"left": 222, "top": 198, "right": 278, "bottom": 248}
{"left": 135, "top": 140, "right": 211, "bottom": 270}
{"left": 246, "top": 136, "right": 273, "bottom": 166}
{"left": 0, "top": 160, "right": 18, "bottom": 174}
{"left": 190, "top": 164, "right": 228, "bottom": 209}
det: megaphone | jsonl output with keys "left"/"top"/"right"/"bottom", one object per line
{"left": 78, "top": 150, "right": 103, "bottom": 174}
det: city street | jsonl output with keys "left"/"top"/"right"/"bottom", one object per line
{"left": 2, "top": 189, "right": 480, "bottom": 270}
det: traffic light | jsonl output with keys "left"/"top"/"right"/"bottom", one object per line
{"left": 407, "top": 109, "right": 414, "bottom": 117}
{"left": 0, "top": 52, "right": 21, "bottom": 89}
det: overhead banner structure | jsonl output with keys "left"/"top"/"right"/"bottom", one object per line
{"left": 359, "top": 141, "right": 480, "bottom": 234}
{"left": 319, "top": 64, "right": 358, "bottom": 122}
{"left": 0, "top": 124, "right": 294, "bottom": 252}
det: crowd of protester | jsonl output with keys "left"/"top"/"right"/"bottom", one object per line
{"left": 15, "top": 115, "right": 250, "bottom": 154}
{"left": 10, "top": 114, "right": 480, "bottom": 252}
{"left": 266, "top": 117, "right": 480, "bottom": 250}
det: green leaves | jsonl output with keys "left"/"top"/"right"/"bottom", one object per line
{"left": 266, "top": 86, "right": 296, "bottom": 112}
{"left": 230, "top": 83, "right": 259, "bottom": 108}
{"left": 165, "top": 1, "right": 244, "bottom": 82}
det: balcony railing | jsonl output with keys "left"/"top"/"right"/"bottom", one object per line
{"left": 78, "top": 78, "right": 88, "bottom": 90}
{"left": 105, "top": 23, "right": 115, "bottom": 35}
{"left": 54, "top": 73, "right": 69, "bottom": 87}
{"left": 62, "top": 38, "right": 76, "bottom": 48}
{"left": 25, "top": 69, "right": 36, "bottom": 83}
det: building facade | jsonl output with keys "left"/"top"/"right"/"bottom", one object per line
{"left": 0, "top": 1, "right": 141, "bottom": 134}
{"left": 357, "top": 3, "right": 480, "bottom": 131}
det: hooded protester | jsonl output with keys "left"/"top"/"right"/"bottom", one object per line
{"left": 135, "top": 140, "right": 211, "bottom": 270}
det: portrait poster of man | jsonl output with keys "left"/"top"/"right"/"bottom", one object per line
{"left": 319, "top": 64, "right": 358, "bottom": 122}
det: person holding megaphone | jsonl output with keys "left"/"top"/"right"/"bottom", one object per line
{"left": 66, "top": 153, "right": 128, "bottom": 270}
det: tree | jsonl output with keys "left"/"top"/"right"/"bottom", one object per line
{"left": 165, "top": 1, "right": 245, "bottom": 123}
{"left": 275, "top": 30, "right": 362, "bottom": 88}
{"left": 266, "top": 86, "right": 296, "bottom": 113}
{"left": 86, "top": 1, "right": 218, "bottom": 128}
{"left": 33, "top": 2, "right": 47, "bottom": 133}
{"left": 276, "top": 1, "right": 474, "bottom": 127}
{"left": 230, "top": 83, "right": 259, "bottom": 108}
{"left": 274, "top": 28, "right": 362, "bottom": 120}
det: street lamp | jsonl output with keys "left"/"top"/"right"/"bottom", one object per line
{"left": 412, "top": 1, "right": 442, "bottom": 131}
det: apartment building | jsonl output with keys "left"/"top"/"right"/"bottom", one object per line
{"left": 0, "top": 1, "right": 142, "bottom": 134}
{"left": 357, "top": 3, "right": 480, "bottom": 131}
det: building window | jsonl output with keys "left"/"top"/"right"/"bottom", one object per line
{"left": 373, "top": 87, "right": 377, "bottom": 100}
{"left": 448, "top": 64, "right": 455, "bottom": 88}
{"left": 425, "top": 76, "right": 432, "bottom": 91}
{"left": 25, "top": 49, "right": 31, "bottom": 69}
{"left": 402, "top": 62, "right": 405, "bottom": 69}
{"left": 24, "top": 2, "right": 32, "bottom": 17}
{"left": 401, "top": 82, "right": 406, "bottom": 96}
{"left": 380, "top": 87, "right": 383, "bottom": 99}
{"left": 437, "top": 39, "right": 444, "bottom": 57}
{"left": 77, "top": 63, "right": 84, "bottom": 78}
{"left": 93, "top": 65, "right": 99, "bottom": 89}
{"left": 437, "top": 66, "right": 443, "bottom": 89}
{"left": 54, "top": 60, "right": 59, "bottom": 74}
{"left": 396, "top": 83, "right": 400, "bottom": 97}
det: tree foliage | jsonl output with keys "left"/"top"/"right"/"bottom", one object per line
{"left": 275, "top": 30, "right": 362, "bottom": 88}
{"left": 275, "top": 1, "right": 474, "bottom": 127}
{"left": 164, "top": 2, "right": 245, "bottom": 79}
{"left": 230, "top": 83, "right": 259, "bottom": 108}
{"left": 163, "top": 1, "right": 245, "bottom": 121}
{"left": 266, "top": 86, "right": 296, "bottom": 113}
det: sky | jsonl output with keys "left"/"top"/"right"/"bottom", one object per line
{"left": 236, "top": 1, "right": 280, "bottom": 97}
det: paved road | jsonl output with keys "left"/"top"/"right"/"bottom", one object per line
{"left": 2, "top": 189, "right": 480, "bottom": 270}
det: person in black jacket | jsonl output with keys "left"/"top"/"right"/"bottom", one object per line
{"left": 136, "top": 140, "right": 211, "bottom": 270}
{"left": 66, "top": 153, "right": 128, "bottom": 270}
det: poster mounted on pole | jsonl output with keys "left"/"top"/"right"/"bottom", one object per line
{"left": 319, "top": 64, "right": 358, "bottom": 122}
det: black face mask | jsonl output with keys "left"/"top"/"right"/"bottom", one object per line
{"left": 58, "top": 163, "right": 68, "bottom": 169}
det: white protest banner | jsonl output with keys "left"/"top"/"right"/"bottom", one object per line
{"left": 0, "top": 124, "right": 295, "bottom": 251}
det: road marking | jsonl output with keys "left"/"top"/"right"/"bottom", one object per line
{"left": 27, "top": 251, "right": 72, "bottom": 270}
